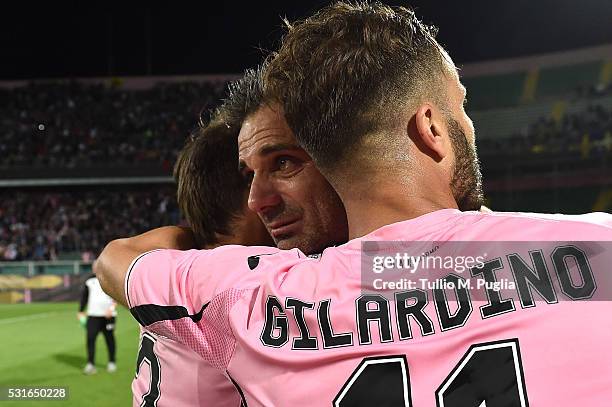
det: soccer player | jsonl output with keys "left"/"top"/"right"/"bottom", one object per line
{"left": 130, "top": 118, "right": 258, "bottom": 407}
{"left": 131, "top": 68, "right": 348, "bottom": 406}
{"left": 78, "top": 274, "right": 117, "bottom": 375}
{"left": 224, "top": 65, "right": 348, "bottom": 255}
{"left": 97, "top": 3, "right": 612, "bottom": 405}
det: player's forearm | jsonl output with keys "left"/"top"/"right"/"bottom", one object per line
{"left": 116, "top": 226, "right": 197, "bottom": 253}
{"left": 95, "top": 239, "right": 139, "bottom": 306}
{"left": 95, "top": 226, "right": 197, "bottom": 307}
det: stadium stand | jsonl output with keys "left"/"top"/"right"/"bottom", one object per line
{"left": 0, "top": 79, "right": 227, "bottom": 170}
{"left": 0, "top": 187, "right": 179, "bottom": 261}
{"left": 456, "top": 44, "right": 612, "bottom": 214}
{"left": 536, "top": 61, "right": 602, "bottom": 98}
{"left": 462, "top": 72, "right": 526, "bottom": 110}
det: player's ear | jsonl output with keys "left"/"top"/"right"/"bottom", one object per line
{"left": 414, "top": 103, "right": 450, "bottom": 160}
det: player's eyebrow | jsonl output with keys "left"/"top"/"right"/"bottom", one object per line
{"left": 238, "top": 143, "right": 304, "bottom": 172}
{"left": 258, "top": 143, "right": 301, "bottom": 156}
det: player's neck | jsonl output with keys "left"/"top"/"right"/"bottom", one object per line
{"left": 340, "top": 179, "right": 458, "bottom": 240}
{"left": 207, "top": 233, "right": 240, "bottom": 248}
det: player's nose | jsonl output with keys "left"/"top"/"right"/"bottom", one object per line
{"left": 248, "top": 174, "right": 282, "bottom": 215}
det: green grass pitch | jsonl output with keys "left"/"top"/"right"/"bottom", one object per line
{"left": 0, "top": 302, "right": 140, "bottom": 406}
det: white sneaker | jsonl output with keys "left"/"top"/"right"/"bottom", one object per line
{"left": 83, "top": 363, "right": 97, "bottom": 375}
{"left": 107, "top": 362, "right": 117, "bottom": 373}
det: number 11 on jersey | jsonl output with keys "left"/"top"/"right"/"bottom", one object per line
{"left": 334, "top": 339, "right": 528, "bottom": 407}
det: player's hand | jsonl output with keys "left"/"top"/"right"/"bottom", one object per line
{"left": 77, "top": 312, "right": 87, "bottom": 327}
{"left": 105, "top": 309, "right": 113, "bottom": 319}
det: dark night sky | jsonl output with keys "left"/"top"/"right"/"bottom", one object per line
{"left": 2, "top": 0, "right": 612, "bottom": 80}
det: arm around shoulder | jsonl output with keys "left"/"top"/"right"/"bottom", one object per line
{"left": 94, "top": 226, "right": 197, "bottom": 307}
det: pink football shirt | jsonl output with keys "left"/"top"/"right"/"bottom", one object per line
{"left": 132, "top": 326, "right": 241, "bottom": 407}
{"left": 127, "top": 210, "right": 612, "bottom": 406}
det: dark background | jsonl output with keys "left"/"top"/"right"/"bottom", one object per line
{"left": 2, "top": 0, "right": 612, "bottom": 80}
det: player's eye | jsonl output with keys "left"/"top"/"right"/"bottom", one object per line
{"left": 276, "top": 156, "right": 300, "bottom": 174}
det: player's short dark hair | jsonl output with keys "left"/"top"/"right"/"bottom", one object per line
{"left": 174, "top": 65, "right": 269, "bottom": 247}
{"left": 174, "top": 118, "right": 246, "bottom": 247}
{"left": 221, "top": 63, "right": 268, "bottom": 130}
{"left": 265, "top": 1, "right": 445, "bottom": 174}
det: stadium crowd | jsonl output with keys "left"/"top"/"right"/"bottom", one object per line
{"left": 1, "top": 81, "right": 611, "bottom": 170}
{"left": 1, "top": 81, "right": 610, "bottom": 261}
{"left": 0, "top": 189, "right": 179, "bottom": 261}
{"left": 0, "top": 81, "right": 226, "bottom": 168}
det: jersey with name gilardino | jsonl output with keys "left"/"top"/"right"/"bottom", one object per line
{"left": 126, "top": 209, "right": 612, "bottom": 406}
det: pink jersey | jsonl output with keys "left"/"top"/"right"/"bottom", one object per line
{"left": 127, "top": 210, "right": 612, "bottom": 406}
{"left": 132, "top": 327, "right": 241, "bottom": 407}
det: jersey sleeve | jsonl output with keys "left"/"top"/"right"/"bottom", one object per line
{"left": 126, "top": 247, "right": 282, "bottom": 322}
{"left": 125, "top": 249, "right": 203, "bottom": 319}
{"left": 124, "top": 245, "right": 293, "bottom": 368}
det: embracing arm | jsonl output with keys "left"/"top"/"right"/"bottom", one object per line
{"left": 94, "top": 226, "right": 196, "bottom": 306}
